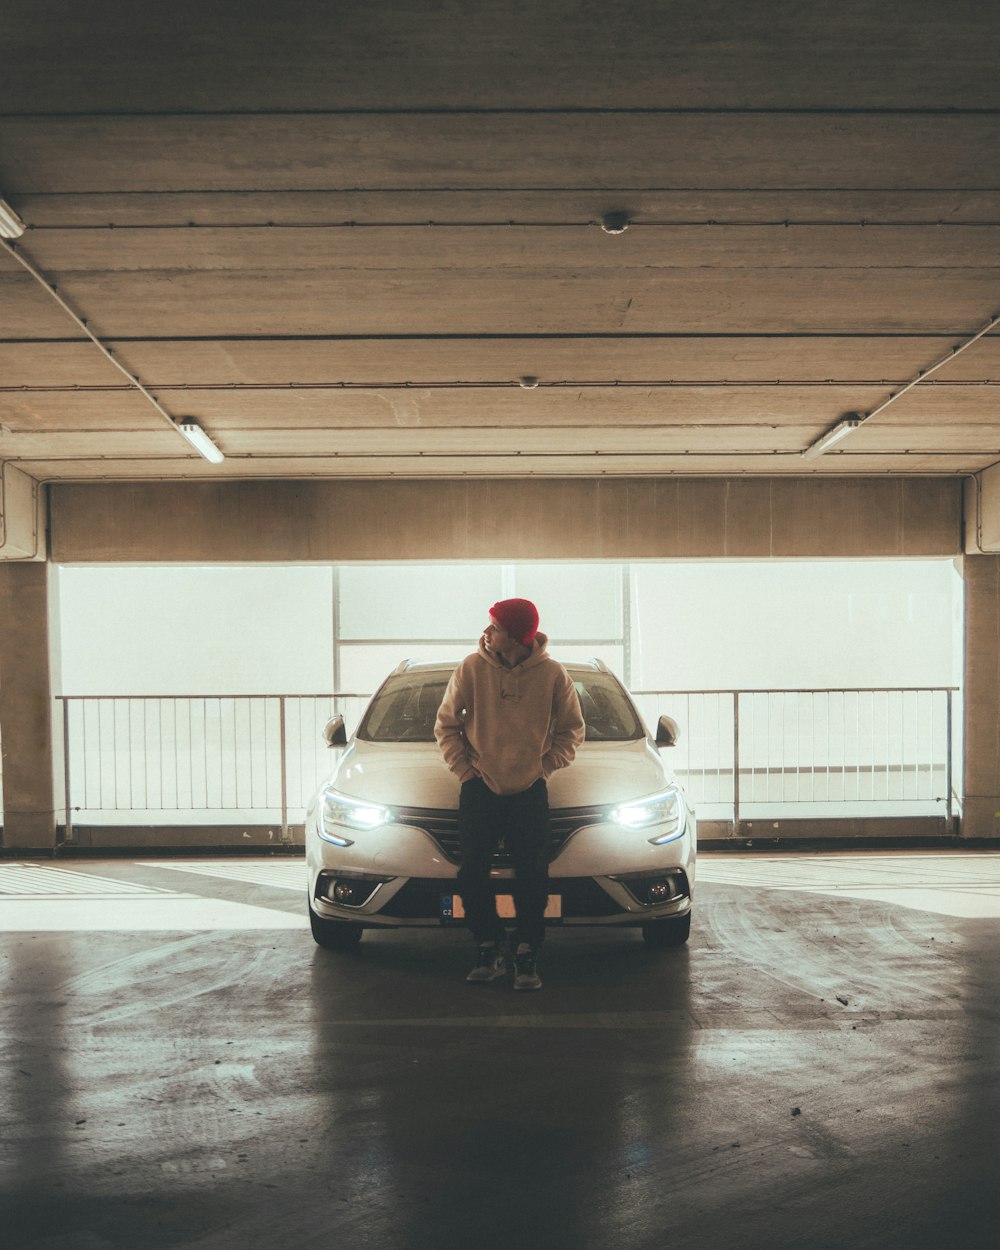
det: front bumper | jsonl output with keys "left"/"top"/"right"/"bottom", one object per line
{"left": 305, "top": 804, "right": 696, "bottom": 929}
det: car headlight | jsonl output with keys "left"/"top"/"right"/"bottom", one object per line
{"left": 319, "top": 789, "right": 393, "bottom": 846}
{"left": 610, "top": 785, "right": 687, "bottom": 845}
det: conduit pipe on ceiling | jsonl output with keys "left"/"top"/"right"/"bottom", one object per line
{"left": 860, "top": 310, "right": 1000, "bottom": 424}
{"left": 0, "top": 229, "right": 225, "bottom": 464}
{"left": 803, "top": 309, "right": 1000, "bottom": 458}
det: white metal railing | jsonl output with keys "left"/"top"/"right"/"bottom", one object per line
{"left": 57, "top": 686, "right": 959, "bottom": 838}
{"left": 633, "top": 688, "right": 959, "bottom": 824}
{"left": 57, "top": 694, "right": 370, "bottom": 841}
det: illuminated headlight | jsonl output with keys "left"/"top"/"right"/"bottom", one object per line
{"left": 319, "top": 789, "right": 393, "bottom": 846}
{"left": 610, "top": 786, "right": 687, "bottom": 845}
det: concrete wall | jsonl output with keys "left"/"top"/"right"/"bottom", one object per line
{"left": 963, "top": 555, "right": 1000, "bottom": 839}
{"left": 0, "top": 564, "right": 59, "bottom": 848}
{"left": 50, "top": 478, "right": 962, "bottom": 563}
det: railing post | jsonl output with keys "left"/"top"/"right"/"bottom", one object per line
{"left": 279, "top": 696, "right": 290, "bottom": 843}
{"left": 945, "top": 688, "right": 954, "bottom": 832}
{"left": 732, "top": 690, "right": 741, "bottom": 835}
{"left": 61, "top": 698, "right": 74, "bottom": 845}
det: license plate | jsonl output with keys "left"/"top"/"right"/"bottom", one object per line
{"left": 442, "top": 894, "right": 562, "bottom": 920}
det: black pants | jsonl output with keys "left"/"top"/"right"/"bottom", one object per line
{"left": 456, "top": 777, "right": 550, "bottom": 949}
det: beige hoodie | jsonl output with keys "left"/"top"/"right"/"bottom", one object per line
{"left": 434, "top": 632, "right": 585, "bottom": 796}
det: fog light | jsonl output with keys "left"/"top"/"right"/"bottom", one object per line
{"left": 318, "top": 873, "right": 392, "bottom": 909}
{"left": 610, "top": 869, "right": 689, "bottom": 908}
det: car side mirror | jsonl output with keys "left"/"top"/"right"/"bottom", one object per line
{"left": 323, "top": 715, "right": 348, "bottom": 748}
{"left": 655, "top": 715, "right": 679, "bottom": 748}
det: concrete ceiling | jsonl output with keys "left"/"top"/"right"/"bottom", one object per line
{"left": 1, "top": 0, "right": 1000, "bottom": 481}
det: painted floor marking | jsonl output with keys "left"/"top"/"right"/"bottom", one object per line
{"left": 0, "top": 864, "right": 175, "bottom": 898}
{"left": 0, "top": 898, "right": 306, "bottom": 932}
{"left": 698, "top": 854, "right": 1000, "bottom": 918}
{"left": 0, "top": 863, "right": 306, "bottom": 930}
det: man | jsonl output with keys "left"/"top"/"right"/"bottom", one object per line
{"left": 434, "top": 598, "right": 585, "bottom": 990}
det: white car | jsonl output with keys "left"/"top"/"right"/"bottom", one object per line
{"left": 305, "top": 660, "right": 696, "bottom": 950}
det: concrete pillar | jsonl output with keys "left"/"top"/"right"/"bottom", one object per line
{"left": 0, "top": 563, "right": 58, "bottom": 851}
{"left": 963, "top": 555, "right": 1000, "bottom": 840}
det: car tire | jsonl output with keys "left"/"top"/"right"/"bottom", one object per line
{"left": 309, "top": 904, "right": 364, "bottom": 950}
{"left": 641, "top": 912, "right": 691, "bottom": 948}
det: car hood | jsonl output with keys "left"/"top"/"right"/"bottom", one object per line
{"left": 326, "top": 739, "right": 676, "bottom": 810}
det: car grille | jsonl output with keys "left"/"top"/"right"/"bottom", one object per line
{"left": 393, "top": 803, "right": 609, "bottom": 868}
{"left": 378, "top": 876, "right": 621, "bottom": 920}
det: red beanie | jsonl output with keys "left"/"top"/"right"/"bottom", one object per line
{"left": 489, "top": 598, "right": 539, "bottom": 646}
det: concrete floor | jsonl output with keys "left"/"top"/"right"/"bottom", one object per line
{"left": 2, "top": 852, "right": 999, "bottom": 1250}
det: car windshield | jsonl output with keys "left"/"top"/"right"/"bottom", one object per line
{"left": 356, "top": 668, "right": 645, "bottom": 742}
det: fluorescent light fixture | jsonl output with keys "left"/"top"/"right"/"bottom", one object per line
{"left": 0, "top": 195, "right": 25, "bottom": 239}
{"left": 802, "top": 414, "right": 862, "bottom": 460}
{"left": 177, "top": 418, "right": 225, "bottom": 464}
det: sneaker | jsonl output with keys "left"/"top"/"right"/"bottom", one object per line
{"left": 513, "top": 943, "right": 542, "bottom": 991}
{"left": 465, "top": 942, "right": 506, "bottom": 983}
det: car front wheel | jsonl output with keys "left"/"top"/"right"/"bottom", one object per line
{"left": 642, "top": 912, "right": 691, "bottom": 948}
{"left": 309, "top": 903, "right": 364, "bottom": 950}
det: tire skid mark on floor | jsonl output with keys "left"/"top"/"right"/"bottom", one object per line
{"left": 56, "top": 931, "right": 217, "bottom": 996}
{"left": 698, "top": 884, "right": 958, "bottom": 1012}
{"left": 56, "top": 933, "right": 277, "bottom": 1025}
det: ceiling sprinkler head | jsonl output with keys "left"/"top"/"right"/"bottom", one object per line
{"left": 601, "top": 211, "right": 630, "bottom": 235}
{"left": 518, "top": 376, "right": 539, "bottom": 389}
